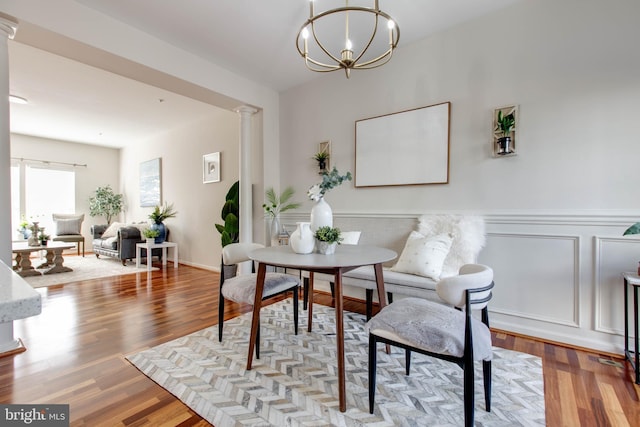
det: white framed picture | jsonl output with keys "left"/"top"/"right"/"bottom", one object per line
{"left": 203, "top": 152, "right": 220, "bottom": 183}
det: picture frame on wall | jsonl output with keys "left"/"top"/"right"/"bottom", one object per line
{"left": 355, "top": 102, "right": 450, "bottom": 188}
{"left": 140, "top": 157, "right": 161, "bottom": 207}
{"left": 203, "top": 152, "right": 221, "bottom": 183}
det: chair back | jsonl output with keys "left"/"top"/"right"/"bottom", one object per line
{"left": 222, "top": 242, "right": 264, "bottom": 266}
{"left": 436, "top": 264, "right": 494, "bottom": 310}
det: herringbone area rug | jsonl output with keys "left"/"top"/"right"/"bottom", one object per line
{"left": 127, "top": 300, "right": 545, "bottom": 426}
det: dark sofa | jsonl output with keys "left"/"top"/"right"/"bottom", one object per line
{"left": 91, "top": 224, "right": 167, "bottom": 265}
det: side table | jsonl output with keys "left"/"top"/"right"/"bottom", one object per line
{"left": 136, "top": 241, "right": 178, "bottom": 271}
{"left": 622, "top": 272, "right": 640, "bottom": 384}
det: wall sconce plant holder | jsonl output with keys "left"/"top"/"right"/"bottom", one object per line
{"left": 493, "top": 105, "right": 518, "bottom": 157}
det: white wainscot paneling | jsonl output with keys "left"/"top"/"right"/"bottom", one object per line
{"left": 478, "top": 232, "right": 580, "bottom": 327}
{"left": 594, "top": 236, "right": 640, "bottom": 336}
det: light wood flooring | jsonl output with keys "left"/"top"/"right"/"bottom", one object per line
{"left": 0, "top": 260, "right": 638, "bottom": 426}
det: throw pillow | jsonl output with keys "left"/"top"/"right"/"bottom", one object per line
{"left": 417, "top": 214, "right": 486, "bottom": 278}
{"left": 101, "top": 222, "right": 124, "bottom": 238}
{"left": 390, "top": 231, "right": 453, "bottom": 280}
{"left": 55, "top": 218, "right": 81, "bottom": 235}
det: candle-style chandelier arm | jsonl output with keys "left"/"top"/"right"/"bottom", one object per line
{"left": 295, "top": 1, "right": 400, "bottom": 77}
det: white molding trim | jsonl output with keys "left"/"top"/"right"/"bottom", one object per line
{"left": 486, "top": 232, "right": 581, "bottom": 328}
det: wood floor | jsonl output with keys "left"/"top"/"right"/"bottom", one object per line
{"left": 1, "top": 261, "right": 638, "bottom": 426}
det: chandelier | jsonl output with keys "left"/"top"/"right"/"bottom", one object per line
{"left": 295, "top": 0, "right": 400, "bottom": 78}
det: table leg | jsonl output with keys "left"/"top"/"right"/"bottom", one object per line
{"left": 13, "top": 252, "right": 22, "bottom": 271}
{"left": 635, "top": 285, "right": 639, "bottom": 384}
{"left": 162, "top": 246, "right": 167, "bottom": 267}
{"left": 624, "top": 278, "right": 629, "bottom": 359}
{"left": 43, "top": 249, "right": 72, "bottom": 274}
{"left": 334, "top": 268, "right": 346, "bottom": 412}
{"left": 247, "top": 262, "right": 267, "bottom": 371}
{"left": 307, "top": 272, "right": 314, "bottom": 333}
{"left": 173, "top": 245, "right": 178, "bottom": 268}
{"left": 136, "top": 245, "right": 141, "bottom": 268}
{"left": 17, "top": 252, "right": 41, "bottom": 277}
{"left": 147, "top": 245, "right": 152, "bottom": 271}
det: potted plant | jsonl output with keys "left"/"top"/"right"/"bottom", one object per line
{"left": 263, "top": 186, "right": 301, "bottom": 245}
{"left": 215, "top": 180, "right": 240, "bottom": 247}
{"left": 17, "top": 216, "right": 30, "bottom": 239}
{"left": 313, "top": 151, "right": 329, "bottom": 172}
{"left": 143, "top": 228, "right": 160, "bottom": 245}
{"left": 314, "top": 225, "right": 342, "bottom": 254}
{"left": 89, "top": 185, "right": 124, "bottom": 225}
{"left": 39, "top": 231, "right": 50, "bottom": 246}
{"left": 149, "top": 202, "right": 177, "bottom": 243}
{"left": 496, "top": 110, "right": 515, "bottom": 155}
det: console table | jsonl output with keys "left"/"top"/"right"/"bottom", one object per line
{"left": 136, "top": 241, "right": 178, "bottom": 271}
{"left": 622, "top": 272, "right": 640, "bottom": 384}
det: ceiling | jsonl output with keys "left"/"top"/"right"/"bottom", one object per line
{"left": 8, "top": 0, "right": 522, "bottom": 148}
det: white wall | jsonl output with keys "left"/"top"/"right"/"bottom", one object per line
{"left": 120, "top": 111, "right": 239, "bottom": 269}
{"left": 277, "top": 0, "right": 640, "bottom": 353}
{"left": 10, "top": 133, "right": 120, "bottom": 246}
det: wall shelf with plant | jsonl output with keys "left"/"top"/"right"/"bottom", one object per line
{"left": 492, "top": 105, "right": 518, "bottom": 157}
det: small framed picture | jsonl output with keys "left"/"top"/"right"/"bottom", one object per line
{"left": 203, "top": 152, "right": 221, "bottom": 183}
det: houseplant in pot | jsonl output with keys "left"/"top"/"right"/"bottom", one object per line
{"left": 314, "top": 225, "right": 342, "bottom": 255}
{"left": 143, "top": 228, "right": 160, "bottom": 245}
{"left": 496, "top": 110, "right": 515, "bottom": 155}
{"left": 149, "top": 202, "right": 177, "bottom": 243}
{"left": 89, "top": 185, "right": 124, "bottom": 225}
{"left": 215, "top": 180, "right": 240, "bottom": 248}
{"left": 313, "top": 151, "right": 329, "bottom": 173}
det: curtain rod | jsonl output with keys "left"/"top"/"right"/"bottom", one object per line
{"left": 11, "top": 157, "right": 87, "bottom": 168}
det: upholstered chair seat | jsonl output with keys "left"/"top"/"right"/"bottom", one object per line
{"left": 367, "top": 263, "right": 495, "bottom": 427}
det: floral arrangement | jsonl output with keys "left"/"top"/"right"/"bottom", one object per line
{"left": 263, "top": 186, "right": 301, "bottom": 218}
{"left": 307, "top": 167, "right": 352, "bottom": 201}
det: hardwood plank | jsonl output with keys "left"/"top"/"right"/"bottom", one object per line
{"left": 0, "top": 261, "right": 637, "bottom": 426}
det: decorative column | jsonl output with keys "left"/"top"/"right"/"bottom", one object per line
{"left": 234, "top": 106, "right": 257, "bottom": 274}
{"left": 0, "top": 13, "right": 17, "bottom": 267}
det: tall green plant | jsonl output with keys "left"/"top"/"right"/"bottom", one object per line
{"left": 89, "top": 185, "right": 123, "bottom": 225}
{"left": 215, "top": 181, "right": 240, "bottom": 247}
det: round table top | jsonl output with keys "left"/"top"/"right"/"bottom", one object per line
{"left": 250, "top": 244, "right": 397, "bottom": 270}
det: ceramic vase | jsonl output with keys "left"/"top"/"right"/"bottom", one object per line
{"left": 150, "top": 222, "right": 166, "bottom": 243}
{"left": 290, "top": 222, "right": 314, "bottom": 254}
{"left": 310, "top": 197, "right": 333, "bottom": 232}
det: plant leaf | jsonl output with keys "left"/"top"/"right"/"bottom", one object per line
{"left": 623, "top": 222, "right": 640, "bottom": 235}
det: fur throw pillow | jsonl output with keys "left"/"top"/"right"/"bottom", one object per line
{"left": 417, "top": 214, "right": 486, "bottom": 278}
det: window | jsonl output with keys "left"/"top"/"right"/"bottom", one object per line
{"left": 11, "top": 163, "right": 75, "bottom": 238}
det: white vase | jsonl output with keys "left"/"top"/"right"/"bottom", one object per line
{"left": 316, "top": 240, "right": 337, "bottom": 255}
{"left": 290, "top": 222, "right": 314, "bottom": 254}
{"left": 310, "top": 197, "right": 333, "bottom": 232}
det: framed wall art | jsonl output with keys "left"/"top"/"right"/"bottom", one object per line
{"left": 355, "top": 102, "right": 450, "bottom": 188}
{"left": 140, "top": 157, "right": 161, "bottom": 207}
{"left": 203, "top": 152, "right": 221, "bottom": 183}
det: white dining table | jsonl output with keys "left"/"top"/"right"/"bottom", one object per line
{"left": 249, "top": 244, "right": 397, "bottom": 412}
